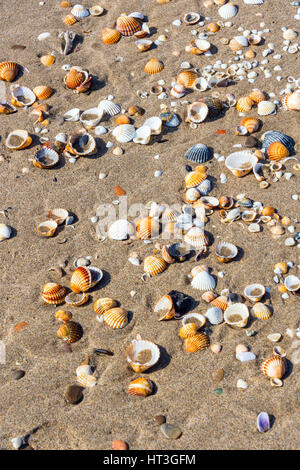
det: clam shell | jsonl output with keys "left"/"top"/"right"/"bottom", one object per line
{"left": 184, "top": 188, "right": 201, "bottom": 204}
{"left": 0, "top": 224, "right": 11, "bottom": 241}
{"left": 116, "top": 14, "right": 142, "bottom": 36}
{"left": 205, "top": 306, "right": 223, "bottom": 325}
{"left": 144, "top": 256, "right": 168, "bottom": 276}
{"left": 185, "top": 332, "right": 210, "bottom": 352}
{"left": 102, "top": 28, "right": 121, "bottom": 45}
{"left": 236, "top": 96, "right": 254, "bottom": 113}
{"left": 57, "top": 321, "right": 83, "bottom": 343}
{"left": 136, "top": 217, "right": 160, "bottom": 240}
{"left": 261, "top": 356, "right": 287, "bottom": 379}
{"left": 11, "top": 85, "right": 36, "bottom": 107}
{"left": 42, "top": 282, "right": 67, "bottom": 304}
{"left": 143, "top": 117, "right": 162, "bottom": 135}
{"left": 65, "top": 292, "right": 89, "bottom": 307}
{"left": 215, "top": 242, "right": 238, "bottom": 263}
{"left": 136, "top": 39, "right": 153, "bottom": 52}
{"left": 244, "top": 283, "right": 265, "bottom": 302}
{"left": 112, "top": 124, "right": 136, "bottom": 143}
{"left": 47, "top": 208, "right": 69, "bottom": 225}
{"left": 185, "top": 101, "right": 209, "bottom": 123}
{"left": 154, "top": 294, "right": 175, "bottom": 321}
{"left": 257, "top": 100, "right": 276, "bottom": 116}
{"left": 98, "top": 99, "right": 121, "bottom": 116}
{"left": 184, "top": 227, "right": 209, "bottom": 248}
{"left": 268, "top": 142, "right": 289, "bottom": 161}
{"left": 33, "top": 147, "right": 59, "bottom": 168}
{"left": 284, "top": 275, "right": 300, "bottom": 292}
{"left": 218, "top": 4, "right": 238, "bottom": 19}
{"left": 185, "top": 143, "right": 212, "bottom": 163}
{"left": 225, "top": 151, "right": 257, "bottom": 177}
{"left": 63, "top": 108, "right": 81, "bottom": 122}
{"left": 66, "top": 133, "right": 96, "bottom": 155}
{"left": 37, "top": 220, "right": 58, "bottom": 237}
{"left": 70, "top": 266, "right": 92, "bottom": 293}
{"left": 103, "top": 307, "right": 128, "bottom": 329}
{"left": 126, "top": 339, "right": 160, "bottom": 372}
{"left": 133, "top": 125, "right": 151, "bottom": 144}
{"left": 224, "top": 303, "right": 249, "bottom": 328}
{"left": 128, "top": 377, "right": 153, "bottom": 397}
{"left": 261, "top": 131, "right": 294, "bottom": 153}
{"left": 71, "top": 4, "right": 90, "bottom": 18}
{"left": 240, "top": 117, "right": 260, "bottom": 134}
{"left": 182, "top": 312, "right": 206, "bottom": 329}
{"left": 5, "top": 129, "right": 32, "bottom": 150}
{"left": 177, "top": 70, "right": 199, "bottom": 88}
{"left": 80, "top": 108, "right": 103, "bottom": 129}
{"left": 55, "top": 310, "right": 72, "bottom": 322}
{"left": 108, "top": 219, "right": 135, "bottom": 240}
{"left": 191, "top": 271, "right": 216, "bottom": 291}
{"left": 252, "top": 303, "right": 272, "bottom": 320}
{"left": 94, "top": 298, "right": 117, "bottom": 315}
{"left": 0, "top": 61, "right": 19, "bottom": 82}
{"left": 257, "top": 412, "right": 270, "bottom": 433}
{"left": 144, "top": 58, "right": 164, "bottom": 74}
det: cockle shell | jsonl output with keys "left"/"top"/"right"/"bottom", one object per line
{"left": 57, "top": 321, "right": 83, "bottom": 343}
{"left": 285, "top": 90, "right": 300, "bottom": 110}
{"left": 154, "top": 294, "right": 175, "bottom": 321}
{"left": 98, "top": 99, "right": 121, "bottom": 116}
{"left": 205, "top": 306, "right": 223, "bottom": 325}
{"left": 5, "top": 130, "right": 32, "bottom": 150}
{"left": 66, "top": 132, "right": 96, "bottom": 155}
{"left": 284, "top": 275, "right": 300, "bottom": 292}
{"left": 184, "top": 227, "right": 209, "bottom": 248}
{"left": 37, "top": 220, "right": 58, "bottom": 237}
{"left": 218, "top": 3, "right": 238, "bottom": 19}
{"left": 40, "top": 54, "right": 55, "bottom": 67}
{"left": 126, "top": 339, "right": 160, "bottom": 372}
{"left": 70, "top": 266, "right": 92, "bottom": 293}
{"left": 240, "top": 117, "right": 260, "bottom": 134}
{"left": 33, "top": 147, "right": 59, "bottom": 168}
{"left": 94, "top": 298, "right": 117, "bottom": 315}
{"left": 261, "top": 356, "right": 287, "bottom": 379}
{"left": 103, "top": 307, "right": 128, "bottom": 329}
{"left": 136, "top": 217, "right": 160, "bottom": 240}
{"left": 0, "top": 61, "right": 19, "bottom": 82}
{"left": 185, "top": 102, "right": 209, "bottom": 124}
{"left": 202, "top": 291, "right": 217, "bottom": 303}
{"left": 11, "top": 85, "right": 36, "bottom": 107}
{"left": 77, "top": 373, "right": 97, "bottom": 388}
{"left": 191, "top": 265, "right": 209, "bottom": 276}
{"left": 236, "top": 96, "right": 254, "bottom": 112}
{"left": 90, "top": 5, "right": 105, "bottom": 16}
{"left": 64, "top": 14, "right": 78, "bottom": 25}
{"left": 215, "top": 242, "right": 238, "bottom": 263}
{"left": 261, "top": 131, "right": 294, "bottom": 153}
{"left": 177, "top": 70, "right": 199, "bottom": 88}
{"left": 268, "top": 142, "right": 289, "bottom": 161}
{"left": 252, "top": 303, "right": 272, "bottom": 320}
{"left": 47, "top": 208, "right": 69, "bottom": 225}
{"left": 244, "top": 284, "right": 265, "bottom": 302}
{"left": 248, "top": 89, "right": 266, "bottom": 104}
{"left": 41, "top": 282, "right": 67, "bottom": 304}
{"left": 0, "top": 224, "right": 11, "bottom": 241}
{"left": 80, "top": 108, "right": 103, "bottom": 129}
{"left": 71, "top": 4, "right": 90, "bottom": 18}
{"left": 128, "top": 377, "right": 153, "bottom": 397}
{"left": 112, "top": 124, "right": 136, "bottom": 143}
{"left": 65, "top": 292, "right": 89, "bottom": 307}
{"left": 191, "top": 271, "right": 216, "bottom": 291}
{"left": 144, "top": 256, "right": 168, "bottom": 276}
{"left": 108, "top": 219, "right": 135, "bottom": 240}
{"left": 179, "top": 323, "right": 198, "bottom": 338}
{"left": 33, "top": 85, "right": 53, "bottom": 100}
{"left": 185, "top": 143, "right": 212, "bottom": 163}
{"left": 182, "top": 312, "right": 206, "bottom": 329}
{"left": 224, "top": 303, "right": 249, "bottom": 328}
{"left": 116, "top": 14, "right": 142, "bottom": 36}
{"left": 210, "top": 296, "right": 228, "bottom": 311}
{"left": 225, "top": 151, "right": 257, "bottom": 177}
{"left": 161, "top": 207, "right": 180, "bottom": 223}
{"left": 144, "top": 58, "right": 164, "bottom": 74}
{"left": 102, "top": 28, "right": 121, "bottom": 44}
{"left": 64, "top": 67, "right": 91, "bottom": 93}
{"left": 257, "top": 100, "right": 276, "bottom": 116}
{"left": 55, "top": 310, "right": 72, "bottom": 322}
{"left": 185, "top": 332, "right": 210, "bottom": 352}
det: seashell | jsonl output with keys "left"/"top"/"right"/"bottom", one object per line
{"left": 274, "top": 262, "right": 288, "bottom": 274}
{"left": 196, "top": 178, "right": 211, "bottom": 196}
{"left": 55, "top": 310, "right": 72, "bottom": 322}
{"left": 192, "top": 77, "right": 209, "bottom": 92}
{"left": 261, "top": 356, "right": 287, "bottom": 379}
{"left": 0, "top": 61, "right": 19, "bottom": 82}
{"left": 199, "top": 196, "right": 219, "bottom": 210}
{"left": 168, "top": 243, "right": 193, "bottom": 262}
{"left": 71, "top": 4, "right": 90, "bottom": 18}
{"left": 248, "top": 34, "right": 262, "bottom": 45}
{"left": 193, "top": 39, "right": 211, "bottom": 53}
{"left": 136, "top": 217, "right": 160, "bottom": 240}
{"left": 128, "top": 377, "right": 153, "bottom": 397}
{"left": 80, "top": 108, "right": 103, "bottom": 129}
{"left": 248, "top": 89, "right": 266, "bottom": 104}
{"left": 41, "top": 282, "right": 67, "bottom": 305}
{"left": 244, "top": 284, "right": 265, "bottom": 302}
{"left": 177, "top": 70, "right": 199, "bottom": 88}
{"left": 283, "top": 29, "right": 298, "bottom": 41}
{"left": 224, "top": 303, "right": 249, "bottom": 328}
{"left": 126, "top": 339, "right": 160, "bottom": 372}
{"left": 134, "top": 23, "right": 150, "bottom": 38}
{"left": 77, "top": 373, "right": 97, "bottom": 388}
{"left": 225, "top": 151, "right": 257, "bottom": 177}
{"left": 252, "top": 303, "right": 272, "bottom": 320}
{"left": 103, "top": 307, "right": 128, "bottom": 329}
{"left": 191, "top": 265, "right": 209, "bottom": 277}
{"left": 240, "top": 117, "right": 260, "bottom": 134}
{"left": 64, "top": 14, "right": 78, "bottom": 25}
{"left": 0, "top": 224, "right": 11, "bottom": 241}
{"left": 57, "top": 321, "right": 83, "bottom": 343}
{"left": 185, "top": 143, "right": 212, "bottom": 163}
{"left": 135, "top": 39, "right": 153, "bottom": 52}
{"left": 40, "top": 54, "right": 55, "bottom": 67}
{"left": 102, "top": 28, "right": 121, "bottom": 45}
{"left": 215, "top": 242, "right": 238, "bottom": 263}
{"left": 267, "top": 333, "right": 282, "bottom": 343}
{"left": 161, "top": 208, "right": 179, "bottom": 224}
{"left": 205, "top": 306, "right": 223, "bottom": 325}
{"left": 143, "top": 117, "right": 162, "bottom": 135}
{"left": 229, "top": 38, "right": 245, "bottom": 52}
{"left": 171, "top": 83, "right": 186, "bottom": 99}
{"left": 112, "top": 124, "right": 136, "bottom": 143}
{"left": 33, "top": 147, "right": 59, "bottom": 168}
{"left": 63, "top": 108, "right": 81, "bottom": 122}
{"left": 202, "top": 291, "right": 217, "bottom": 303}
{"left": 257, "top": 101, "right": 276, "bottom": 116}
{"left": 242, "top": 210, "right": 257, "bottom": 223}
{"left": 47, "top": 208, "right": 69, "bottom": 225}
{"left": 116, "top": 14, "right": 142, "bottom": 37}
{"left": 128, "top": 12, "right": 145, "bottom": 20}
{"left": 185, "top": 332, "right": 210, "bottom": 352}
{"left": 179, "top": 323, "right": 198, "bottom": 338}
{"left": 210, "top": 296, "right": 228, "bottom": 311}
{"left": 207, "top": 22, "right": 220, "bottom": 33}
{"left": 244, "top": 0, "right": 264, "bottom": 3}
{"left": 0, "top": 101, "right": 17, "bottom": 114}
{"left": 262, "top": 130, "right": 294, "bottom": 153}
{"left": 184, "top": 227, "right": 209, "bottom": 248}
{"left": 218, "top": 4, "right": 238, "bottom": 19}
{"left": 33, "top": 85, "right": 53, "bottom": 100}
{"left": 89, "top": 5, "right": 104, "bottom": 16}
{"left": 191, "top": 271, "right": 216, "bottom": 291}
{"left": 133, "top": 125, "right": 151, "bottom": 145}
{"left": 184, "top": 188, "right": 201, "bottom": 204}
{"left": 144, "top": 256, "right": 168, "bottom": 277}
{"left": 268, "top": 142, "right": 289, "bottom": 161}
{"left": 87, "top": 266, "right": 103, "bottom": 289}
{"left": 160, "top": 112, "right": 180, "bottom": 128}
{"left": 65, "top": 292, "right": 89, "bottom": 307}
{"left": 236, "top": 96, "right": 253, "bottom": 113}
{"left": 37, "top": 220, "right": 58, "bottom": 237}
{"left": 98, "top": 99, "right": 121, "bottom": 116}
{"left": 94, "top": 298, "right": 117, "bottom": 315}
{"left": 270, "top": 224, "right": 285, "bottom": 237}
{"left": 5, "top": 129, "right": 32, "bottom": 150}
{"left": 154, "top": 294, "right": 175, "bottom": 321}
{"left": 284, "top": 275, "right": 300, "bottom": 292}
{"left": 257, "top": 412, "right": 270, "bottom": 433}
{"left": 11, "top": 85, "right": 36, "bottom": 107}
{"left": 66, "top": 132, "right": 96, "bottom": 155}
{"left": 182, "top": 312, "right": 206, "bottom": 329}
{"left": 185, "top": 102, "right": 209, "bottom": 124}
{"left": 64, "top": 67, "right": 85, "bottom": 90}
{"left": 70, "top": 266, "right": 92, "bottom": 293}
{"left": 183, "top": 12, "right": 201, "bottom": 25}
{"left": 108, "top": 219, "right": 135, "bottom": 240}
{"left": 144, "top": 58, "right": 164, "bottom": 74}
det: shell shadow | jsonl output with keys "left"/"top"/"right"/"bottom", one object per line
{"left": 147, "top": 344, "right": 171, "bottom": 373}
{"left": 284, "top": 358, "right": 293, "bottom": 379}
{"left": 85, "top": 138, "right": 108, "bottom": 160}
{"left": 149, "top": 26, "right": 158, "bottom": 36}
{"left": 8, "top": 226, "right": 18, "bottom": 240}
{"left": 89, "top": 76, "right": 106, "bottom": 92}
{"left": 232, "top": 246, "right": 244, "bottom": 263}
{"left": 90, "top": 269, "right": 111, "bottom": 292}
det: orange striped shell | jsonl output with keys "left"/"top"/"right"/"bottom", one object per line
{"left": 184, "top": 170, "right": 207, "bottom": 188}
{"left": 185, "top": 332, "right": 210, "bottom": 352}
{"left": 144, "top": 256, "right": 168, "bottom": 276}
{"left": 64, "top": 14, "right": 78, "bottom": 25}
{"left": 144, "top": 58, "right": 164, "bottom": 74}
{"left": 42, "top": 282, "right": 67, "bottom": 305}
{"left": 33, "top": 86, "right": 53, "bottom": 100}
{"left": 184, "top": 227, "right": 209, "bottom": 248}
{"left": 136, "top": 217, "right": 160, "bottom": 240}
{"left": 61, "top": 1, "right": 72, "bottom": 7}
{"left": 116, "top": 15, "right": 142, "bottom": 37}
{"left": 179, "top": 323, "right": 198, "bottom": 339}
{"left": 57, "top": 321, "right": 83, "bottom": 343}
{"left": 0, "top": 61, "right": 19, "bottom": 82}
{"left": 70, "top": 266, "right": 92, "bottom": 293}
{"left": 161, "top": 208, "right": 179, "bottom": 223}
{"left": 210, "top": 295, "right": 228, "bottom": 311}
{"left": 236, "top": 96, "right": 253, "bottom": 113}
{"left": 94, "top": 297, "right": 117, "bottom": 315}
{"left": 102, "top": 28, "right": 121, "bottom": 45}
{"left": 102, "top": 307, "right": 128, "bottom": 329}
{"left": 64, "top": 68, "right": 85, "bottom": 90}
{"left": 268, "top": 142, "right": 289, "bottom": 161}
{"left": 55, "top": 310, "right": 73, "bottom": 322}
{"left": 248, "top": 89, "right": 266, "bottom": 104}
{"left": 177, "top": 70, "right": 199, "bottom": 88}
{"left": 40, "top": 54, "right": 55, "bottom": 67}
{"left": 240, "top": 117, "right": 260, "bottom": 134}
{"left": 128, "top": 377, "right": 153, "bottom": 397}
{"left": 261, "top": 356, "right": 287, "bottom": 379}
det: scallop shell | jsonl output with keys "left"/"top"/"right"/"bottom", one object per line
{"left": 179, "top": 323, "right": 198, "bottom": 339}
{"left": 261, "top": 356, "right": 287, "bottom": 379}
{"left": 37, "top": 220, "right": 58, "bottom": 237}
{"left": 215, "top": 242, "right": 238, "bottom": 263}
{"left": 128, "top": 377, "right": 153, "bottom": 397}
{"left": 112, "top": 124, "right": 136, "bottom": 143}
{"left": 191, "top": 270, "right": 216, "bottom": 291}
{"left": 5, "top": 130, "right": 32, "bottom": 150}
{"left": 71, "top": 4, "right": 90, "bottom": 18}
{"left": 185, "top": 143, "right": 212, "bottom": 163}
{"left": 103, "top": 307, "right": 128, "bottom": 329}
{"left": 57, "top": 321, "right": 83, "bottom": 343}
{"left": 185, "top": 332, "right": 210, "bottom": 352}
{"left": 257, "top": 100, "right": 276, "bottom": 116}
{"left": 98, "top": 99, "right": 121, "bottom": 116}
{"left": 108, "top": 219, "right": 135, "bottom": 240}
{"left": 268, "top": 142, "right": 289, "bottom": 161}
{"left": 240, "top": 117, "right": 260, "bottom": 134}
{"left": 210, "top": 296, "right": 228, "bottom": 311}
{"left": 102, "top": 28, "right": 121, "bottom": 45}
{"left": 177, "top": 70, "right": 199, "bottom": 88}
{"left": 66, "top": 133, "right": 96, "bottom": 155}
{"left": 70, "top": 266, "right": 92, "bottom": 293}
{"left": 144, "top": 256, "right": 168, "bottom": 277}
{"left": 116, "top": 14, "right": 142, "bottom": 37}
{"left": 33, "top": 85, "right": 53, "bottom": 100}
{"left": 261, "top": 131, "right": 294, "bottom": 153}
{"left": 218, "top": 4, "right": 238, "bottom": 19}
{"left": 41, "top": 282, "right": 67, "bottom": 304}
{"left": 11, "top": 85, "right": 36, "bottom": 107}
{"left": 184, "top": 227, "right": 209, "bottom": 248}
{"left": 224, "top": 303, "right": 249, "bottom": 328}
{"left": 252, "top": 303, "right": 272, "bottom": 320}
{"left": 136, "top": 217, "right": 160, "bottom": 240}
{"left": 161, "top": 207, "right": 179, "bottom": 224}
{"left": 55, "top": 310, "right": 72, "bottom": 322}
{"left": 40, "top": 54, "right": 55, "bottom": 67}
{"left": 248, "top": 89, "right": 266, "bottom": 104}
{"left": 94, "top": 298, "right": 117, "bottom": 315}
{"left": 33, "top": 147, "right": 59, "bottom": 168}
{"left": 63, "top": 14, "right": 78, "bottom": 25}
{"left": 154, "top": 294, "right": 175, "bottom": 321}
{"left": 144, "top": 58, "right": 164, "bottom": 74}
{"left": 0, "top": 61, "right": 19, "bottom": 82}
{"left": 126, "top": 339, "right": 160, "bottom": 373}
{"left": 185, "top": 101, "right": 209, "bottom": 124}
{"left": 236, "top": 96, "right": 254, "bottom": 113}
{"left": 65, "top": 292, "right": 89, "bottom": 307}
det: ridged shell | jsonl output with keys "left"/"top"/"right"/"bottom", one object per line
{"left": 40, "top": 54, "right": 55, "bottom": 66}
{"left": 94, "top": 298, "right": 117, "bottom": 315}
{"left": 103, "top": 307, "right": 128, "bottom": 329}
{"left": 268, "top": 142, "right": 289, "bottom": 161}
{"left": 112, "top": 124, "right": 136, "bottom": 143}
{"left": 248, "top": 89, "right": 266, "bottom": 104}
{"left": 63, "top": 14, "right": 78, "bottom": 25}
{"left": 136, "top": 217, "right": 160, "bottom": 240}
{"left": 210, "top": 296, "right": 228, "bottom": 311}
{"left": 185, "top": 144, "right": 212, "bottom": 163}
{"left": 185, "top": 101, "right": 209, "bottom": 123}
{"left": 33, "top": 86, "right": 53, "bottom": 100}
{"left": 185, "top": 332, "right": 210, "bottom": 352}
{"left": 108, "top": 219, "right": 135, "bottom": 240}
{"left": 98, "top": 99, "right": 121, "bottom": 116}
{"left": 33, "top": 147, "right": 59, "bottom": 168}
{"left": 116, "top": 15, "right": 142, "bottom": 37}
{"left": 161, "top": 207, "right": 179, "bottom": 223}
{"left": 262, "top": 131, "right": 294, "bottom": 153}
{"left": 144, "top": 58, "right": 164, "bottom": 74}
{"left": 184, "top": 227, "right": 209, "bottom": 248}
{"left": 236, "top": 96, "right": 253, "bottom": 112}
{"left": 71, "top": 4, "right": 90, "bottom": 18}
{"left": 285, "top": 91, "right": 300, "bottom": 111}
{"left": 102, "top": 28, "right": 121, "bottom": 44}
{"left": 42, "top": 282, "right": 67, "bottom": 304}
{"left": 55, "top": 310, "right": 73, "bottom": 322}
{"left": 179, "top": 323, "right": 198, "bottom": 338}
{"left": 128, "top": 378, "right": 153, "bottom": 397}
{"left": 144, "top": 256, "right": 167, "bottom": 276}
{"left": 37, "top": 220, "right": 57, "bottom": 237}
{"left": 177, "top": 71, "right": 199, "bottom": 88}
{"left": 57, "top": 321, "right": 83, "bottom": 343}
{"left": 191, "top": 271, "right": 216, "bottom": 290}
{"left": 77, "top": 373, "right": 97, "bottom": 388}
{"left": 5, "top": 129, "right": 32, "bottom": 150}
{"left": 11, "top": 85, "right": 36, "bottom": 107}
{"left": 240, "top": 117, "right": 260, "bottom": 134}
{"left": 64, "top": 67, "right": 85, "bottom": 90}
{"left": 65, "top": 292, "right": 89, "bottom": 307}
{"left": 257, "top": 100, "right": 276, "bottom": 116}
{"left": 66, "top": 133, "right": 96, "bottom": 155}
{"left": 0, "top": 61, "right": 19, "bottom": 82}
{"left": 126, "top": 339, "right": 160, "bottom": 372}
{"left": 154, "top": 294, "right": 175, "bottom": 321}
{"left": 261, "top": 356, "right": 287, "bottom": 379}
{"left": 70, "top": 266, "right": 92, "bottom": 293}
{"left": 252, "top": 303, "right": 272, "bottom": 320}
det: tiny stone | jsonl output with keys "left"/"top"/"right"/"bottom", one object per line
{"left": 153, "top": 415, "right": 166, "bottom": 425}
{"left": 12, "top": 370, "right": 25, "bottom": 380}
{"left": 11, "top": 437, "right": 23, "bottom": 449}
{"left": 65, "top": 385, "right": 84, "bottom": 405}
{"left": 245, "top": 136, "right": 258, "bottom": 148}
{"left": 214, "top": 368, "right": 224, "bottom": 383}
{"left": 160, "top": 423, "right": 182, "bottom": 440}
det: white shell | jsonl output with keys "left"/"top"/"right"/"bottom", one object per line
{"left": 284, "top": 275, "right": 300, "bottom": 292}
{"left": 243, "top": 0, "right": 264, "bottom": 4}
{"left": 218, "top": 4, "right": 238, "bottom": 19}
{"left": 133, "top": 125, "right": 151, "bottom": 144}
{"left": 37, "top": 32, "right": 51, "bottom": 41}
{"left": 108, "top": 219, "right": 135, "bottom": 240}
{"left": 126, "top": 339, "right": 160, "bottom": 371}
{"left": 191, "top": 271, "right": 216, "bottom": 291}
{"left": 5, "top": 130, "right": 30, "bottom": 150}
{"left": 0, "top": 223, "right": 11, "bottom": 241}
{"left": 98, "top": 100, "right": 121, "bottom": 116}
{"left": 128, "top": 11, "right": 145, "bottom": 20}
{"left": 205, "top": 307, "right": 223, "bottom": 325}
{"left": 55, "top": 133, "right": 68, "bottom": 145}
{"left": 186, "top": 101, "right": 208, "bottom": 123}
{"left": 76, "top": 364, "right": 93, "bottom": 376}
{"left": 224, "top": 303, "right": 249, "bottom": 328}
{"left": 143, "top": 117, "right": 162, "bottom": 135}
{"left": 71, "top": 4, "right": 90, "bottom": 18}
{"left": 63, "top": 108, "right": 81, "bottom": 122}
{"left": 225, "top": 151, "right": 258, "bottom": 174}
{"left": 11, "top": 85, "right": 36, "bottom": 107}
{"left": 112, "top": 124, "right": 136, "bottom": 143}
{"left": 80, "top": 108, "right": 103, "bottom": 128}
{"left": 244, "top": 283, "right": 265, "bottom": 302}
{"left": 234, "top": 36, "right": 248, "bottom": 47}
{"left": 196, "top": 178, "right": 211, "bottom": 195}
{"left": 192, "top": 77, "right": 209, "bottom": 92}
{"left": 257, "top": 101, "right": 276, "bottom": 116}
{"left": 94, "top": 125, "right": 108, "bottom": 135}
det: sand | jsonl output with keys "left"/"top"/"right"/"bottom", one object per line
{"left": 0, "top": 0, "right": 300, "bottom": 450}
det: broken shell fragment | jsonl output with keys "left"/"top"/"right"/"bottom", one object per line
{"left": 154, "top": 294, "right": 175, "bottom": 321}
{"left": 65, "top": 292, "right": 89, "bottom": 307}
{"left": 5, "top": 130, "right": 32, "bottom": 150}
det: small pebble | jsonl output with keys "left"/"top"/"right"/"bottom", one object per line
{"left": 153, "top": 415, "right": 166, "bottom": 425}
{"left": 65, "top": 385, "right": 84, "bottom": 405}
{"left": 160, "top": 423, "right": 182, "bottom": 439}
{"left": 12, "top": 370, "right": 25, "bottom": 380}
{"left": 11, "top": 437, "right": 23, "bottom": 449}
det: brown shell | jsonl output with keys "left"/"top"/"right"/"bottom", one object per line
{"left": 207, "top": 22, "right": 220, "bottom": 33}
{"left": 177, "top": 70, "right": 199, "bottom": 88}
{"left": 248, "top": 89, "right": 266, "bottom": 104}
{"left": 41, "top": 282, "right": 67, "bottom": 305}
{"left": 128, "top": 377, "right": 153, "bottom": 397}
{"left": 179, "top": 323, "right": 198, "bottom": 339}
{"left": 64, "top": 68, "right": 85, "bottom": 90}
{"left": 136, "top": 217, "right": 160, "bottom": 240}
{"left": 94, "top": 298, "right": 117, "bottom": 315}
{"left": 268, "top": 142, "right": 289, "bottom": 161}
{"left": 236, "top": 96, "right": 253, "bottom": 113}
{"left": 116, "top": 15, "right": 142, "bottom": 37}
{"left": 144, "top": 256, "right": 168, "bottom": 276}
{"left": 144, "top": 58, "right": 164, "bottom": 74}
{"left": 63, "top": 14, "right": 78, "bottom": 25}
{"left": 70, "top": 266, "right": 92, "bottom": 293}
{"left": 33, "top": 86, "right": 53, "bottom": 100}
{"left": 185, "top": 332, "right": 210, "bottom": 352}
{"left": 102, "top": 307, "right": 128, "bottom": 329}
{"left": 57, "top": 321, "right": 83, "bottom": 343}
{"left": 102, "top": 28, "right": 121, "bottom": 45}
{"left": 261, "top": 356, "right": 287, "bottom": 379}
{"left": 0, "top": 61, "right": 19, "bottom": 82}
